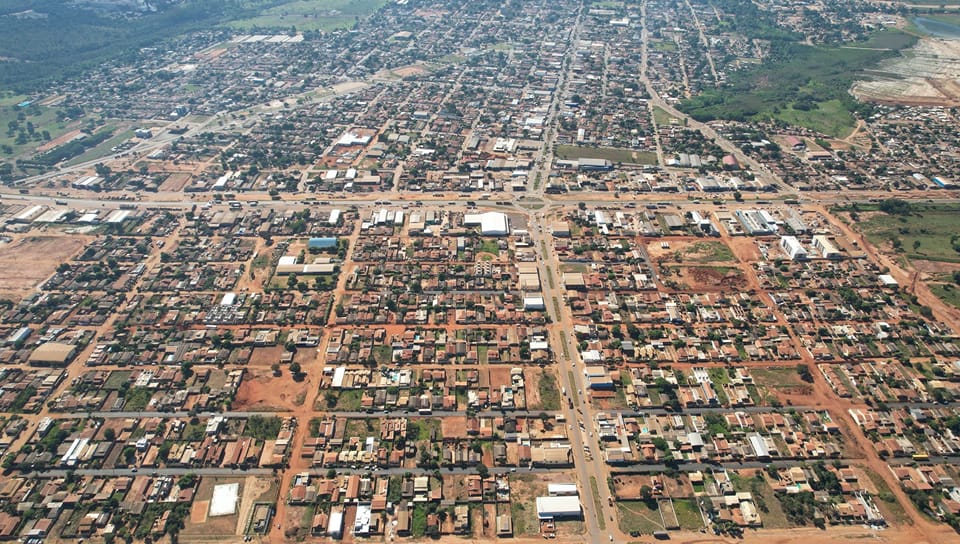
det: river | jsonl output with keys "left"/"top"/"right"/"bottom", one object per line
{"left": 912, "top": 17, "right": 960, "bottom": 39}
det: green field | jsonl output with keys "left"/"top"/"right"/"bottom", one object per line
{"left": 650, "top": 40, "right": 678, "bottom": 52}
{"left": 680, "top": 29, "right": 917, "bottom": 138}
{"left": 773, "top": 99, "right": 855, "bottom": 140}
{"left": 0, "top": 93, "right": 29, "bottom": 107}
{"left": 555, "top": 145, "right": 657, "bottom": 165}
{"left": 0, "top": 105, "right": 78, "bottom": 159}
{"left": 652, "top": 106, "right": 678, "bottom": 126}
{"left": 672, "top": 498, "right": 704, "bottom": 530}
{"left": 228, "top": 0, "right": 388, "bottom": 31}
{"left": 930, "top": 283, "right": 960, "bottom": 309}
{"left": 63, "top": 128, "right": 134, "bottom": 167}
{"left": 851, "top": 203, "right": 960, "bottom": 263}
{"left": 333, "top": 389, "right": 362, "bottom": 411}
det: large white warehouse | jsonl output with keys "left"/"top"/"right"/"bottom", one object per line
{"left": 535, "top": 496, "right": 582, "bottom": 520}
{"left": 464, "top": 211, "right": 510, "bottom": 236}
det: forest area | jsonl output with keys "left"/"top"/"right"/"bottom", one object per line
{"left": 0, "top": 0, "right": 290, "bottom": 92}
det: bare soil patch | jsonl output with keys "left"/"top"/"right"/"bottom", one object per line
{"left": 727, "top": 236, "right": 762, "bottom": 261}
{"left": 392, "top": 65, "right": 428, "bottom": 77}
{"left": 248, "top": 346, "right": 284, "bottom": 366}
{"left": 158, "top": 172, "right": 193, "bottom": 192}
{"left": 0, "top": 234, "right": 89, "bottom": 299}
{"left": 233, "top": 368, "right": 311, "bottom": 411}
{"left": 666, "top": 265, "right": 748, "bottom": 291}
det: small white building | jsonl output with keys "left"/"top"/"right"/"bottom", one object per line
{"left": 523, "top": 296, "right": 545, "bottom": 311}
{"left": 547, "top": 483, "right": 579, "bottom": 497}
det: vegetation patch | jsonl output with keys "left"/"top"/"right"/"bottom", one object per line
{"left": 242, "top": 415, "right": 282, "bottom": 440}
{"left": 537, "top": 370, "right": 561, "bottom": 410}
{"left": 228, "top": 0, "right": 389, "bottom": 32}
{"left": 842, "top": 202, "right": 960, "bottom": 263}
{"left": 680, "top": 28, "right": 916, "bottom": 137}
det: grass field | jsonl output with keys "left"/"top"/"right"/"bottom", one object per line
{"left": 650, "top": 40, "right": 678, "bottom": 52}
{"left": 930, "top": 283, "right": 960, "bottom": 309}
{"left": 682, "top": 241, "right": 736, "bottom": 262}
{"left": 617, "top": 501, "right": 664, "bottom": 534}
{"left": 850, "top": 204, "right": 960, "bottom": 263}
{"left": 228, "top": 0, "right": 388, "bottom": 31}
{"left": 672, "top": 498, "right": 704, "bottom": 530}
{"left": 555, "top": 144, "right": 657, "bottom": 165}
{"left": 652, "top": 106, "right": 678, "bottom": 126}
{"left": 589, "top": 477, "right": 606, "bottom": 530}
{"left": 773, "top": 99, "right": 855, "bottom": 139}
{"left": 0, "top": 93, "right": 28, "bottom": 107}
{"left": 63, "top": 128, "right": 134, "bottom": 166}
{"left": 538, "top": 370, "right": 561, "bottom": 410}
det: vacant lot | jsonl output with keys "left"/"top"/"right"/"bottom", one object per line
{"left": 555, "top": 144, "right": 657, "bottom": 165}
{"left": 0, "top": 235, "right": 88, "bottom": 299}
{"left": 661, "top": 265, "right": 747, "bottom": 292}
{"left": 650, "top": 240, "right": 736, "bottom": 263}
{"left": 751, "top": 366, "right": 812, "bottom": 404}
{"left": 234, "top": 368, "right": 311, "bottom": 411}
{"left": 158, "top": 172, "right": 194, "bottom": 192}
{"left": 535, "top": 369, "right": 561, "bottom": 410}
{"left": 617, "top": 500, "right": 664, "bottom": 534}
{"left": 510, "top": 473, "right": 548, "bottom": 536}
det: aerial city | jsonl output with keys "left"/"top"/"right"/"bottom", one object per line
{"left": 1, "top": 0, "right": 960, "bottom": 543}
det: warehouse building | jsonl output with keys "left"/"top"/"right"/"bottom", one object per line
{"left": 463, "top": 212, "right": 510, "bottom": 236}
{"left": 535, "top": 496, "right": 582, "bottom": 520}
{"left": 779, "top": 236, "right": 807, "bottom": 261}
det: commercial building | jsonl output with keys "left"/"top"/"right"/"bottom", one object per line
{"left": 463, "top": 212, "right": 510, "bottom": 236}
{"left": 28, "top": 342, "right": 77, "bottom": 366}
{"left": 779, "top": 236, "right": 807, "bottom": 261}
{"left": 813, "top": 235, "right": 842, "bottom": 259}
{"left": 535, "top": 496, "right": 582, "bottom": 520}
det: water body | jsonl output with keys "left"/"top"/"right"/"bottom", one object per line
{"left": 912, "top": 17, "right": 960, "bottom": 39}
